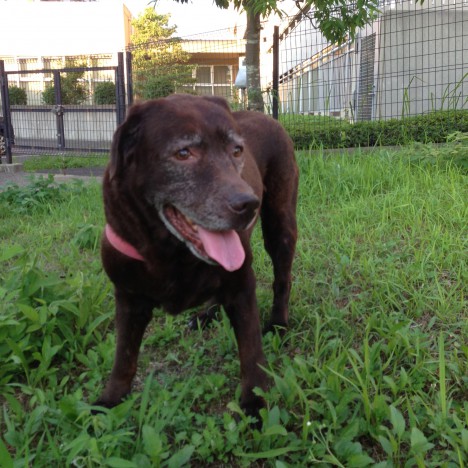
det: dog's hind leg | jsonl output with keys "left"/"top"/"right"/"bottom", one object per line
{"left": 94, "top": 290, "right": 153, "bottom": 408}
{"left": 261, "top": 165, "right": 298, "bottom": 334}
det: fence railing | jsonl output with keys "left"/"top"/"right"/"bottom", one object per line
{"left": 0, "top": 53, "right": 128, "bottom": 162}
{"left": 276, "top": 0, "right": 468, "bottom": 127}
{"left": 1, "top": 2, "right": 467, "bottom": 161}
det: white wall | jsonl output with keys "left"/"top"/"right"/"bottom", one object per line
{"left": 377, "top": 3, "right": 468, "bottom": 118}
{"left": 0, "top": 0, "right": 130, "bottom": 56}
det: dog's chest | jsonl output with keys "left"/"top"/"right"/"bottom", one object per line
{"left": 147, "top": 261, "right": 223, "bottom": 315}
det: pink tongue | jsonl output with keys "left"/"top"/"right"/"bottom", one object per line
{"left": 198, "top": 227, "right": 245, "bottom": 272}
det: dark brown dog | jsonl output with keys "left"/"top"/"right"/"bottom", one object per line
{"left": 96, "top": 94, "right": 298, "bottom": 418}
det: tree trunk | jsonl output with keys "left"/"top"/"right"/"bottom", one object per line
{"left": 244, "top": 8, "right": 264, "bottom": 112}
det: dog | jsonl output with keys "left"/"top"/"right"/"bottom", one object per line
{"left": 95, "top": 94, "right": 298, "bottom": 418}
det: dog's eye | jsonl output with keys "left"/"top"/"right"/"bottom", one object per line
{"left": 175, "top": 148, "right": 191, "bottom": 160}
{"left": 233, "top": 145, "right": 243, "bottom": 157}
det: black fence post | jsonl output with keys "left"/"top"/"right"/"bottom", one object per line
{"left": 0, "top": 60, "right": 14, "bottom": 164}
{"left": 116, "top": 52, "right": 126, "bottom": 125}
{"left": 126, "top": 51, "right": 133, "bottom": 107}
{"left": 53, "top": 70, "right": 66, "bottom": 150}
{"left": 272, "top": 26, "right": 279, "bottom": 120}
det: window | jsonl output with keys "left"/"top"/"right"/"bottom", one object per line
{"left": 193, "top": 65, "right": 235, "bottom": 100}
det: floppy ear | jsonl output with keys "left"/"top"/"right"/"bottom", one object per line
{"left": 108, "top": 106, "right": 142, "bottom": 180}
{"left": 201, "top": 95, "right": 232, "bottom": 113}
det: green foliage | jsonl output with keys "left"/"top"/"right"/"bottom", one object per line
{"left": 283, "top": 110, "right": 468, "bottom": 154}
{"left": 8, "top": 85, "right": 27, "bottom": 105}
{"left": 131, "top": 8, "right": 194, "bottom": 99}
{"left": 0, "top": 175, "right": 86, "bottom": 215}
{"left": 0, "top": 150, "right": 467, "bottom": 465}
{"left": 42, "top": 62, "right": 88, "bottom": 105}
{"left": 93, "top": 81, "right": 116, "bottom": 105}
{"left": 168, "top": 0, "right": 382, "bottom": 45}
{"left": 139, "top": 74, "right": 175, "bottom": 100}
{"left": 23, "top": 155, "right": 108, "bottom": 172}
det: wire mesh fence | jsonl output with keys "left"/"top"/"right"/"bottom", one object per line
{"left": 127, "top": 27, "right": 247, "bottom": 109}
{"left": 275, "top": 0, "right": 468, "bottom": 149}
{"left": 0, "top": 54, "right": 125, "bottom": 158}
{"left": 1, "top": 1, "right": 467, "bottom": 159}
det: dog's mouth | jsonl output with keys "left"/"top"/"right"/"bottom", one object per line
{"left": 160, "top": 205, "right": 245, "bottom": 272}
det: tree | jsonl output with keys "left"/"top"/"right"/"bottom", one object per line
{"left": 131, "top": 7, "right": 194, "bottom": 99}
{"left": 161, "top": 0, "right": 381, "bottom": 112}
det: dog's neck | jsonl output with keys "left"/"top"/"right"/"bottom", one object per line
{"left": 105, "top": 224, "right": 145, "bottom": 261}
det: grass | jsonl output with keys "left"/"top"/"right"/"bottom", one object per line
{"left": 22, "top": 154, "right": 108, "bottom": 172}
{"left": 0, "top": 146, "right": 467, "bottom": 466}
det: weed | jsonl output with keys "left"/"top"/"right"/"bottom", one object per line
{"left": 0, "top": 149, "right": 467, "bottom": 466}
{"left": 22, "top": 155, "right": 108, "bottom": 173}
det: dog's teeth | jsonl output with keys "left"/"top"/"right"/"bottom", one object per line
{"left": 185, "top": 216, "right": 197, "bottom": 231}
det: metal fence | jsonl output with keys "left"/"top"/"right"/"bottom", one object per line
{"left": 0, "top": 53, "right": 128, "bottom": 162}
{"left": 0, "top": 31, "right": 248, "bottom": 163}
{"left": 276, "top": 0, "right": 468, "bottom": 130}
{"left": 127, "top": 28, "right": 247, "bottom": 108}
{"left": 1, "top": 1, "right": 467, "bottom": 162}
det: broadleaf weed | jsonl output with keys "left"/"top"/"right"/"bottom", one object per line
{"left": 0, "top": 150, "right": 466, "bottom": 465}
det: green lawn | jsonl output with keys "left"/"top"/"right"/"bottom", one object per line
{"left": 0, "top": 147, "right": 467, "bottom": 467}
{"left": 22, "top": 154, "right": 108, "bottom": 172}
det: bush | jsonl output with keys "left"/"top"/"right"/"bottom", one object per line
{"left": 93, "top": 81, "right": 116, "bottom": 105}
{"left": 8, "top": 85, "right": 27, "bottom": 105}
{"left": 42, "top": 83, "right": 88, "bottom": 105}
{"left": 42, "top": 67, "right": 88, "bottom": 105}
{"left": 281, "top": 110, "right": 468, "bottom": 149}
{"left": 138, "top": 74, "right": 176, "bottom": 100}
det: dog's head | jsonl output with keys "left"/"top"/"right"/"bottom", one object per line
{"left": 108, "top": 94, "right": 260, "bottom": 271}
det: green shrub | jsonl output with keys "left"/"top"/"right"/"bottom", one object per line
{"left": 281, "top": 110, "right": 468, "bottom": 149}
{"left": 8, "top": 85, "right": 27, "bottom": 105}
{"left": 42, "top": 65, "right": 88, "bottom": 105}
{"left": 42, "top": 83, "right": 88, "bottom": 105}
{"left": 93, "top": 81, "right": 116, "bottom": 105}
{"left": 138, "top": 74, "right": 176, "bottom": 100}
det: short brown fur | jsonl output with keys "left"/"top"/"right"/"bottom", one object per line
{"left": 96, "top": 94, "right": 298, "bottom": 418}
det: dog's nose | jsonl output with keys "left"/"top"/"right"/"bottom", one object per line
{"left": 228, "top": 193, "right": 260, "bottom": 216}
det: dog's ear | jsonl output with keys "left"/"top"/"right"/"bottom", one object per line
{"left": 201, "top": 95, "right": 232, "bottom": 113}
{"left": 108, "top": 106, "right": 142, "bottom": 180}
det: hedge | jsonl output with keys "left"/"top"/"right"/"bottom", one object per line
{"left": 94, "top": 81, "right": 116, "bottom": 105}
{"left": 8, "top": 85, "right": 27, "bottom": 105}
{"left": 281, "top": 110, "right": 468, "bottom": 149}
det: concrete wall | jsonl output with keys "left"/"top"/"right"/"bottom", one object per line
{"left": 11, "top": 106, "right": 116, "bottom": 144}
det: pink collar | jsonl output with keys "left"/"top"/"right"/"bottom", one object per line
{"left": 105, "top": 224, "right": 145, "bottom": 261}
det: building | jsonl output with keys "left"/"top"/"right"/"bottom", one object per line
{"left": 0, "top": 0, "right": 247, "bottom": 151}
{"left": 275, "top": 0, "right": 468, "bottom": 120}
{"left": 0, "top": 0, "right": 132, "bottom": 104}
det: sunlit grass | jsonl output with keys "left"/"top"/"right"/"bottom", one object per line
{"left": 0, "top": 147, "right": 466, "bottom": 466}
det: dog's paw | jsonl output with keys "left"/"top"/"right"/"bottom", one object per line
{"left": 240, "top": 395, "right": 266, "bottom": 428}
{"left": 90, "top": 399, "right": 115, "bottom": 415}
{"left": 263, "top": 321, "right": 287, "bottom": 337}
{"left": 91, "top": 390, "right": 127, "bottom": 414}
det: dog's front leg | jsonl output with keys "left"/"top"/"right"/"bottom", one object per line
{"left": 95, "top": 289, "right": 153, "bottom": 408}
{"left": 222, "top": 268, "right": 268, "bottom": 420}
